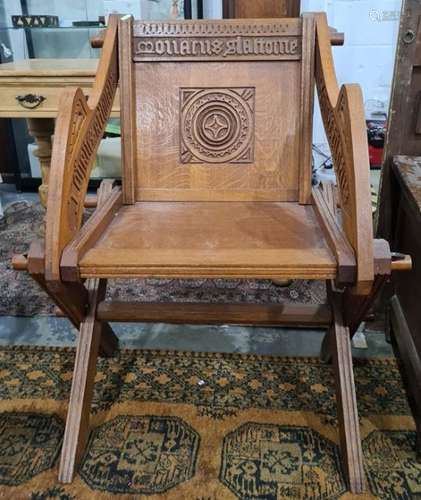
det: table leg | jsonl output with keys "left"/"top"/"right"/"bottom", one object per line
{"left": 26, "top": 118, "right": 55, "bottom": 208}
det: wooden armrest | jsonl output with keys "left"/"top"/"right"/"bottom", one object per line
{"left": 312, "top": 185, "right": 356, "bottom": 284}
{"left": 314, "top": 13, "right": 373, "bottom": 294}
{"left": 45, "top": 16, "right": 119, "bottom": 283}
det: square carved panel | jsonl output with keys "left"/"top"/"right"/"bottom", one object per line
{"left": 180, "top": 87, "right": 255, "bottom": 164}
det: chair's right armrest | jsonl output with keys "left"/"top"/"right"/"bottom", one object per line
{"left": 314, "top": 13, "right": 374, "bottom": 295}
{"left": 44, "top": 15, "right": 119, "bottom": 283}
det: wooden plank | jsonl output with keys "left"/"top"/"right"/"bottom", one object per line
{"left": 97, "top": 302, "right": 331, "bottom": 327}
{"left": 299, "top": 13, "right": 316, "bottom": 204}
{"left": 390, "top": 295, "right": 421, "bottom": 454}
{"left": 328, "top": 283, "right": 365, "bottom": 494}
{"left": 119, "top": 16, "right": 137, "bottom": 204}
{"left": 312, "top": 185, "right": 356, "bottom": 284}
{"left": 78, "top": 201, "right": 337, "bottom": 280}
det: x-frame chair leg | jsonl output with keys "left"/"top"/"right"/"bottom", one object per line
{"left": 325, "top": 283, "right": 365, "bottom": 494}
{"left": 58, "top": 278, "right": 116, "bottom": 483}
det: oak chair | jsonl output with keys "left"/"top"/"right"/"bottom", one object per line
{"left": 13, "top": 13, "right": 411, "bottom": 493}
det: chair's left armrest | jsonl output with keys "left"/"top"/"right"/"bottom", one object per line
{"left": 45, "top": 15, "right": 119, "bottom": 283}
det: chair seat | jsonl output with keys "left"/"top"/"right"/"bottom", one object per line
{"left": 78, "top": 202, "right": 337, "bottom": 279}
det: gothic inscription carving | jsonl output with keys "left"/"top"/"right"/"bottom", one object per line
{"left": 180, "top": 87, "right": 255, "bottom": 164}
{"left": 135, "top": 37, "right": 300, "bottom": 61}
{"left": 133, "top": 20, "right": 302, "bottom": 62}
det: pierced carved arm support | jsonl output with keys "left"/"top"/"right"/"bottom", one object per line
{"left": 314, "top": 13, "right": 374, "bottom": 294}
{"left": 45, "top": 16, "right": 119, "bottom": 283}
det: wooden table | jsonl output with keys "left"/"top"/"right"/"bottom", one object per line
{"left": 0, "top": 59, "right": 119, "bottom": 206}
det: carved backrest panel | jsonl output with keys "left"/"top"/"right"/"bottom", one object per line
{"left": 123, "top": 18, "right": 313, "bottom": 202}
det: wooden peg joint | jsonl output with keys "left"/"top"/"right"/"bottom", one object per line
{"left": 391, "top": 253, "right": 412, "bottom": 272}
{"left": 12, "top": 254, "right": 28, "bottom": 271}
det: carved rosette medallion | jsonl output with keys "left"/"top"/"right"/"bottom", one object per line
{"left": 180, "top": 87, "right": 255, "bottom": 164}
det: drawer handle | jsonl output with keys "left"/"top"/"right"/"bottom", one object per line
{"left": 15, "top": 94, "right": 46, "bottom": 109}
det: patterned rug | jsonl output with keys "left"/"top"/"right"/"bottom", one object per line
{"left": 0, "top": 346, "right": 417, "bottom": 499}
{"left": 0, "top": 200, "right": 325, "bottom": 316}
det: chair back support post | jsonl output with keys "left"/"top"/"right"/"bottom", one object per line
{"left": 119, "top": 16, "right": 137, "bottom": 203}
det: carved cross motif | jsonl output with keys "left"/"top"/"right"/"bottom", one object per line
{"left": 204, "top": 113, "right": 230, "bottom": 141}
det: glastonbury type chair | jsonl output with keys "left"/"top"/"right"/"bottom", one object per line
{"left": 13, "top": 13, "right": 411, "bottom": 493}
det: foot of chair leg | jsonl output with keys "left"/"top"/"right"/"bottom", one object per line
{"left": 330, "top": 288, "right": 365, "bottom": 494}
{"left": 58, "top": 278, "right": 113, "bottom": 483}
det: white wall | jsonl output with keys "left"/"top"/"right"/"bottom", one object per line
{"left": 302, "top": 0, "right": 402, "bottom": 145}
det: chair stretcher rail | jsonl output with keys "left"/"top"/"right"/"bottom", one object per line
{"left": 96, "top": 302, "right": 332, "bottom": 327}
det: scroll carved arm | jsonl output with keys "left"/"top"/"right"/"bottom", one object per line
{"left": 314, "top": 13, "right": 374, "bottom": 294}
{"left": 45, "top": 16, "right": 119, "bottom": 283}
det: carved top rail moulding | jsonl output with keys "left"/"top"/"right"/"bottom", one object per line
{"left": 132, "top": 18, "right": 302, "bottom": 62}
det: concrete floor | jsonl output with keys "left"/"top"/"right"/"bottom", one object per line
{"left": 0, "top": 314, "right": 393, "bottom": 359}
{"left": 0, "top": 183, "right": 394, "bottom": 358}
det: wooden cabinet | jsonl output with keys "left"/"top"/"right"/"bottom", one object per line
{"left": 0, "top": 58, "right": 119, "bottom": 206}
{"left": 377, "top": 0, "right": 421, "bottom": 453}
{"left": 389, "top": 156, "right": 421, "bottom": 453}
{"left": 0, "top": 59, "right": 119, "bottom": 119}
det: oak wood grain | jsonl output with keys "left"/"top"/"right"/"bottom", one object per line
{"left": 58, "top": 278, "right": 108, "bottom": 483}
{"left": 119, "top": 16, "right": 137, "bottom": 203}
{"left": 97, "top": 302, "right": 331, "bottom": 327}
{"left": 135, "top": 60, "right": 302, "bottom": 202}
{"left": 312, "top": 185, "right": 356, "bottom": 284}
{"left": 299, "top": 13, "right": 316, "bottom": 204}
{"left": 61, "top": 185, "right": 123, "bottom": 282}
{"left": 315, "top": 13, "right": 374, "bottom": 294}
{"left": 45, "top": 15, "right": 119, "bottom": 283}
{"left": 78, "top": 201, "right": 337, "bottom": 279}
{"left": 327, "top": 282, "right": 365, "bottom": 494}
